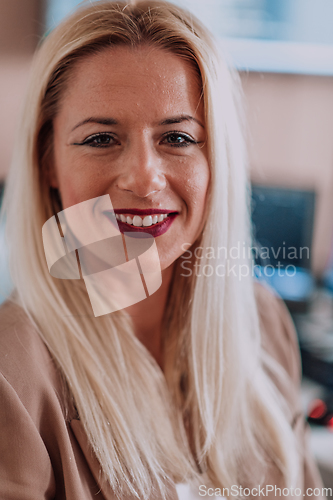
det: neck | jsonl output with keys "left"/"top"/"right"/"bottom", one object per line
{"left": 124, "top": 264, "right": 174, "bottom": 369}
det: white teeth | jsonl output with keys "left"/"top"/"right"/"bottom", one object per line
{"left": 143, "top": 215, "right": 153, "bottom": 227}
{"left": 116, "top": 213, "right": 171, "bottom": 226}
{"left": 133, "top": 215, "right": 143, "bottom": 227}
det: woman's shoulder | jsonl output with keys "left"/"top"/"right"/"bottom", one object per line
{"left": 254, "top": 281, "right": 301, "bottom": 388}
{"left": 253, "top": 278, "right": 325, "bottom": 497}
{"left": 0, "top": 301, "right": 97, "bottom": 498}
{"left": 0, "top": 299, "right": 66, "bottom": 417}
{"left": 0, "top": 299, "right": 53, "bottom": 376}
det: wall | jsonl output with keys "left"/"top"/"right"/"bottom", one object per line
{"left": 0, "top": 0, "right": 42, "bottom": 180}
{"left": 241, "top": 72, "right": 333, "bottom": 275}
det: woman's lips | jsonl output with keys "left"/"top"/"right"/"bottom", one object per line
{"left": 105, "top": 210, "right": 179, "bottom": 237}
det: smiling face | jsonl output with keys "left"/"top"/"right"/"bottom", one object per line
{"left": 51, "top": 45, "right": 210, "bottom": 270}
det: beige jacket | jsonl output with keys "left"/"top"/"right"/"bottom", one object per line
{"left": 0, "top": 283, "right": 325, "bottom": 499}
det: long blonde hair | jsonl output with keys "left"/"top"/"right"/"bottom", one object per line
{"left": 3, "top": 1, "right": 299, "bottom": 498}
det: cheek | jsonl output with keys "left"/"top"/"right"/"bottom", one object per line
{"left": 58, "top": 182, "right": 82, "bottom": 210}
{"left": 55, "top": 168, "right": 85, "bottom": 209}
{"left": 52, "top": 125, "right": 105, "bottom": 209}
{"left": 54, "top": 155, "right": 105, "bottom": 209}
{"left": 184, "top": 161, "right": 210, "bottom": 216}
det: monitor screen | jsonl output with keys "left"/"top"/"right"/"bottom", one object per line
{"left": 251, "top": 185, "right": 315, "bottom": 270}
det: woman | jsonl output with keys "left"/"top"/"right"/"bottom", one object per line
{"left": 0, "top": 1, "right": 324, "bottom": 499}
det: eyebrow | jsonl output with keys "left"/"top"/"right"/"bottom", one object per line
{"left": 71, "top": 117, "right": 118, "bottom": 132}
{"left": 158, "top": 114, "right": 204, "bottom": 129}
{"left": 71, "top": 114, "right": 204, "bottom": 132}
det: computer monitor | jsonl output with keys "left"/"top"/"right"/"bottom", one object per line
{"left": 251, "top": 184, "right": 316, "bottom": 309}
{"left": 251, "top": 185, "right": 315, "bottom": 270}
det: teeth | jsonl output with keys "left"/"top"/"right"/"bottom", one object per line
{"left": 143, "top": 216, "right": 153, "bottom": 227}
{"left": 133, "top": 215, "right": 143, "bottom": 227}
{"left": 115, "top": 213, "right": 171, "bottom": 226}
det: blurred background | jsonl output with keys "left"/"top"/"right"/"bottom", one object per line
{"left": 1, "top": 0, "right": 333, "bottom": 489}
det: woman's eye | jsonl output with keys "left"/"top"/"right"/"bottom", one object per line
{"left": 161, "top": 132, "right": 197, "bottom": 147}
{"left": 77, "top": 133, "right": 117, "bottom": 148}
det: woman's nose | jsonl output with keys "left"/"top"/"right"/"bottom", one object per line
{"left": 116, "top": 138, "right": 166, "bottom": 198}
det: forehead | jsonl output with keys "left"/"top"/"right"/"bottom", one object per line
{"left": 58, "top": 45, "right": 203, "bottom": 123}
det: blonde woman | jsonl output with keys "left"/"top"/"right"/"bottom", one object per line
{"left": 0, "top": 1, "right": 324, "bottom": 499}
